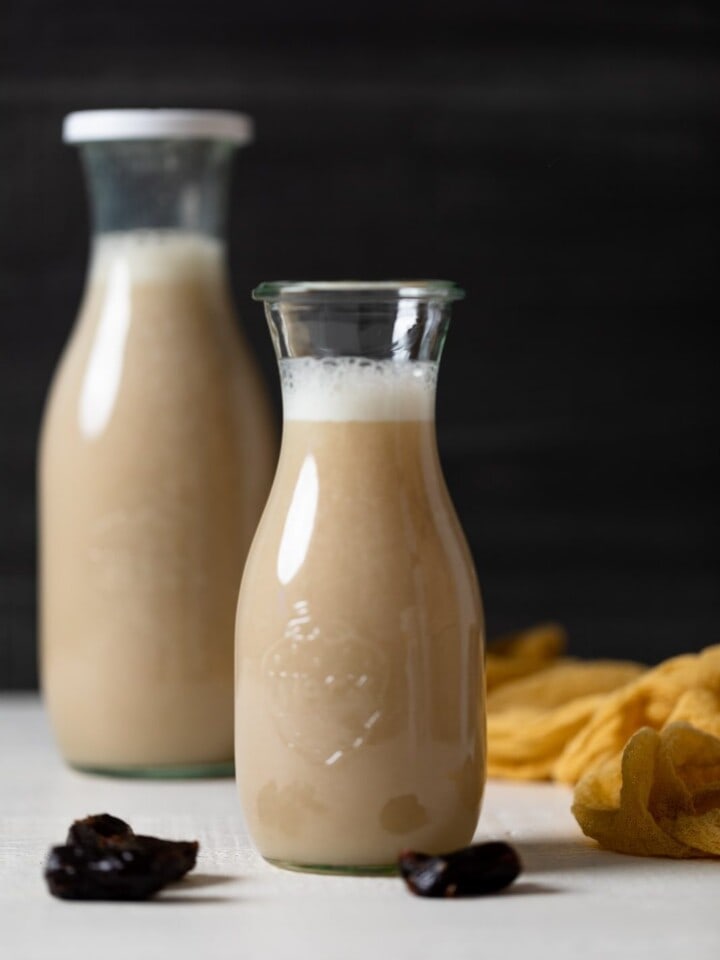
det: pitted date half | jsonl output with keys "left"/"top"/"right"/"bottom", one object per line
{"left": 398, "top": 841, "right": 522, "bottom": 897}
{"left": 45, "top": 813, "right": 199, "bottom": 901}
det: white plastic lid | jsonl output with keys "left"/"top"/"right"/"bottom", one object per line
{"left": 62, "top": 109, "right": 254, "bottom": 145}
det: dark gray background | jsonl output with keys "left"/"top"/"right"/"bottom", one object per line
{"left": 1, "top": 1, "right": 718, "bottom": 687}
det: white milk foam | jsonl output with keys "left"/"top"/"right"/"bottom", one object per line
{"left": 89, "top": 230, "right": 223, "bottom": 284}
{"left": 280, "top": 357, "right": 437, "bottom": 422}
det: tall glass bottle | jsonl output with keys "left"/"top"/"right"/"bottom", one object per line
{"left": 40, "top": 110, "right": 276, "bottom": 776}
{"left": 236, "top": 282, "right": 485, "bottom": 871}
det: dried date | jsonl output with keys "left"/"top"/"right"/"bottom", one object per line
{"left": 398, "top": 841, "right": 521, "bottom": 897}
{"left": 45, "top": 814, "right": 198, "bottom": 901}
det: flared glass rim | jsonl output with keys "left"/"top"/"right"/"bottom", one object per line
{"left": 252, "top": 280, "right": 465, "bottom": 302}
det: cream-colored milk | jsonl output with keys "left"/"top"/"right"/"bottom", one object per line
{"left": 40, "top": 231, "right": 275, "bottom": 770}
{"left": 235, "top": 359, "right": 484, "bottom": 867}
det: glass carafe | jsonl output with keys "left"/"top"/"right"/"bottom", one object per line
{"left": 235, "top": 281, "right": 485, "bottom": 871}
{"left": 39, "top": 110, "right": 276, "bottom": 776}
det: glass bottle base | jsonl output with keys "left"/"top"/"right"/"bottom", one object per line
{"left": 264, "top": 857, "right": 398, "bottom": 877}
{"left": 70, "top": 760, "right": 234, "bottom": 779}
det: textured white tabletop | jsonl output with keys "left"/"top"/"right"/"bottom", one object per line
{"left": 1, "top": 693, "right": 718, "bottom": 960}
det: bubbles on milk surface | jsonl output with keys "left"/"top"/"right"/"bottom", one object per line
{"left": 90, "top": 230, "right": 224, "bottom": 283}
{"left": 279, "top": 357, "right": 437, "bottom": 421}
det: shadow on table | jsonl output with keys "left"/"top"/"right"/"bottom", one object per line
{"left": 514, "top": 838, "right": 676, "bottom": 874}
{"left": 157, "top": 872, "right": 241, "bottom": 904}
{"left": 501, "top": 880, "right": 563, "bottom": 896}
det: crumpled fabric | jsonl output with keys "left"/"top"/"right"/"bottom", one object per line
{"left": 485, "top": 628, "right": 720, "bottom": 858}
{"left": 486, "top": 622, "right": 567, "bottom": 692}
{"left": 572, "top": 722, "right": 720, "bottom": 857}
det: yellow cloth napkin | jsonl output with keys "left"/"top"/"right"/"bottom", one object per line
{"left": 485, "top": 626, "right": 720, "bottom": 858}
{"left": 486, "top": 622, "right": 567, "bottom": 691}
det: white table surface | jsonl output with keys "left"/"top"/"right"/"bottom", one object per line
{"left": 2, "top": 693, "right": 718, "bottom": 960}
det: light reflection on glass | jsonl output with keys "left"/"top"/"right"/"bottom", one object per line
{"left": 78, "top": 258, "right": 131, "bottom": 438}
{"left": 392, "top": 297, "right": 420, "bottom": 357}
{"left": 277, "top": 455, "right": 319, "bottom": 585}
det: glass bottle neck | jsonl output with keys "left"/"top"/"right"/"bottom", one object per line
{"left": 261, "top": 289, "right": 455, "bottom": 365}
{"left": 255, "top": 285, "right": 463, "bottom": 424}
{"left": 79, "top": 139, "right": 235, "bottom": 239}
